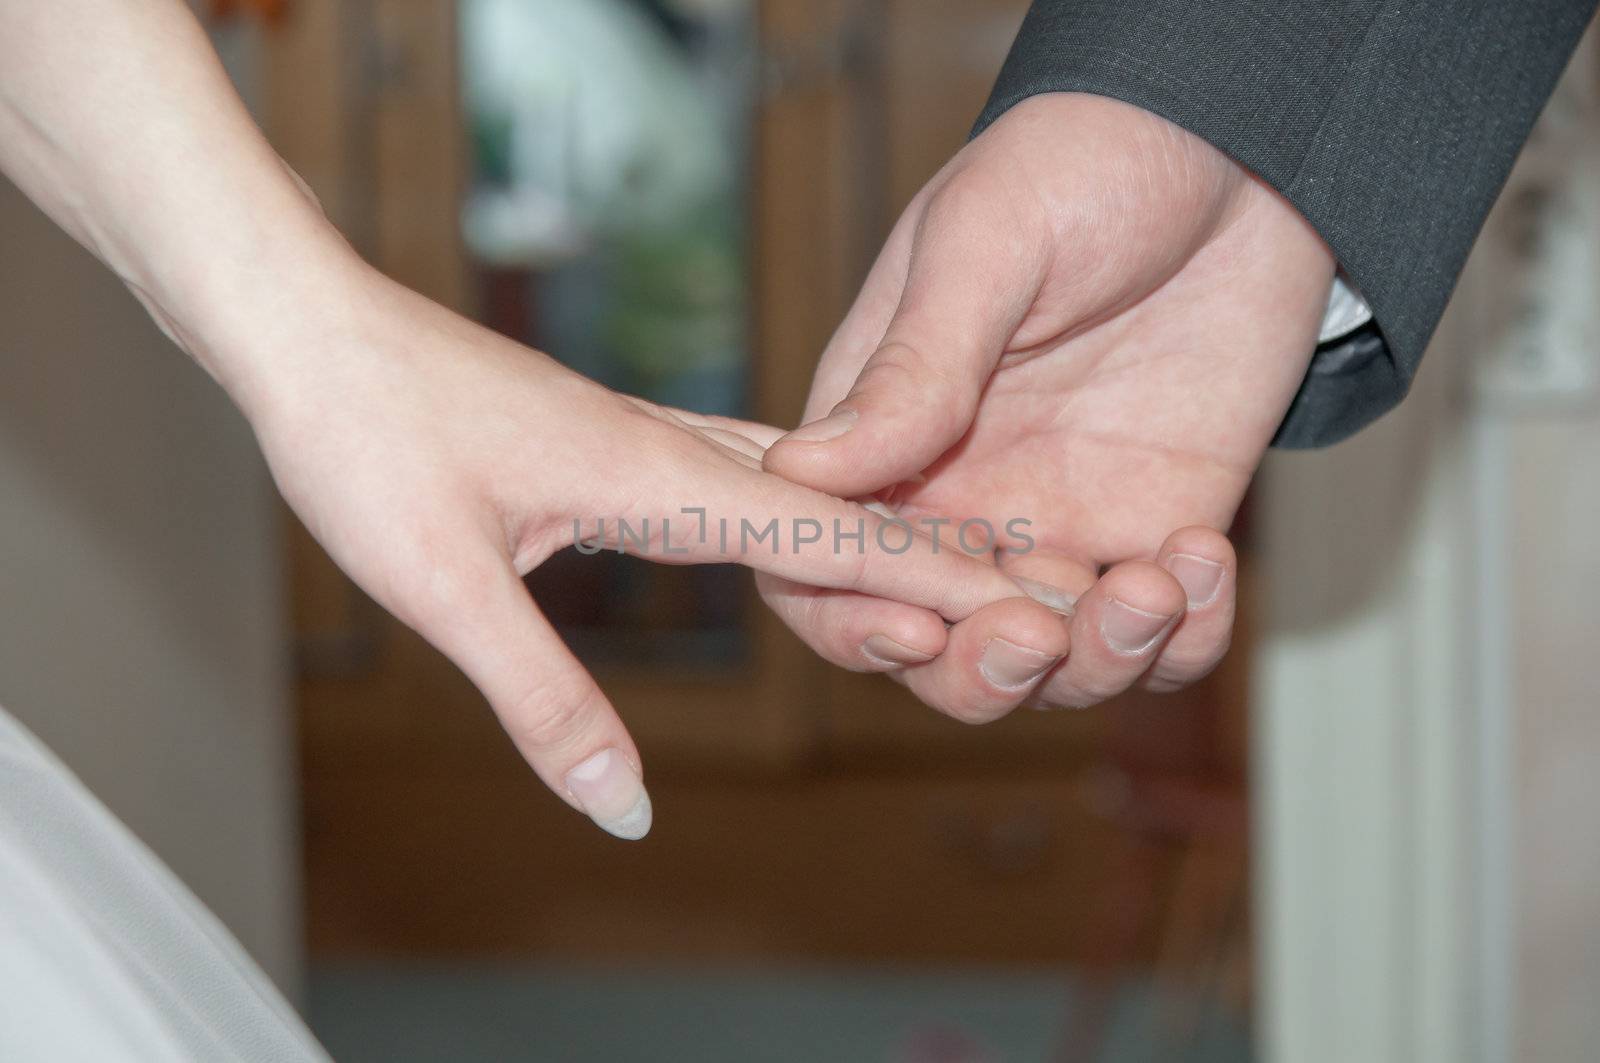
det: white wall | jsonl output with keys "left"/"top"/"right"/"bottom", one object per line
{"left": 0, "top": 171, "right": 302, "bottom": 991}
{"left": 1256, "top": 32, "right": 1600, "bottom": 1063}
{"left": 1505, "top": 350, "right": 1600, "bottom": 1062}
{"left": 1254, "top": 286, "right": 1486, "bottom": 1063}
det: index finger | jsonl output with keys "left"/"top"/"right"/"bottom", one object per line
{"left": 663, "top": 465, "right": 1049, "bottom": 624}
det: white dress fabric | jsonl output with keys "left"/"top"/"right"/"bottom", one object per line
{"left": 0, "top": 704, "right": 329, "bottom": 1062}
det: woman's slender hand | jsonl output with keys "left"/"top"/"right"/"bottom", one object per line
{"left": 241, "top": 269, "right": 1061, "bottom": 837}
{"left": 0, "top": 0, "right": 1068, "bottom": 838}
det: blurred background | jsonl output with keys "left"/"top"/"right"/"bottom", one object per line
{"left": 0, "top": 1, "right": 1596, "bottom": 1061}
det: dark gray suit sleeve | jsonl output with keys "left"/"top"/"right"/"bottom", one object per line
{"left": 974, "top": 1, "right": 1597, "bottom": 447}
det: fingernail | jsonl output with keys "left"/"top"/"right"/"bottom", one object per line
{"left": 1101, "top": 599, "right": 1176, "bottom": 655}
{"left": 862, "top": 500, "right": 898, "bottom": 520}
{"left": 980, "top": 638, "right": 1059, "bottom": 689}
{"left": 786, "top": 409, "right": 857, "bottom": 443}
{"left": 1012, "top": 576, "right": 1077, "bottom": 617}
{"left": 862, "top": 634, "right": 935, "bottom": 667}
{"left": 1166, "top": 553, "right": 1225, "bottom": 607}
{"left": 564, "top": 748, "right": 652, "bottom": 840}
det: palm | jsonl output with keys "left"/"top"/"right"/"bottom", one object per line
{"left": 890, "top": 196, "right": 1322, "bottom": 568}
{"left": 899, "top": 360, "right": 1252, "bottom": 571}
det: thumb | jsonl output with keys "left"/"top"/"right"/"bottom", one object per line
{"left": 765, "top": 180, "right": 1047, "bottom": 498}
{"left": 410, "top": 544, "right": 652, "bottom": 841}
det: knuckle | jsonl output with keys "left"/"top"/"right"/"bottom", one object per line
{"left": 1142, "top": 675, "right": 1189, "bottom": 695}
{"left": 1040, "top": 692, "right": 1094, "bottom": 710}
{"left": 860, "top": 344, "right": 958, "bottom": 394}
{"left": 797, "top": 591, "right": 834, "bottom": 646}
{"left": 397, "top": 555, "right": 498, "bottom": 634}
{"left": 1146, "top": 639, "right": 1229, "bottom": 690}
{"left": 816, "top": 596, "right": 857, "bottom": 650}
{"left": 1033, "top": 674, "right": 1094, "bottom": 710}
{"left": 1077, "top": 676, "right": 1131, "bottom": 705}
{"left": 856, "top": 347, "right": 980, "bottom": 428}
{"left": 922, "top": 172, "right": 988, "bottom": 231}
{"left": 801, "top": 595, "right": 872, "bottom": 671}
{"left": 506, "top": 679, "right": 597, "bottom": 755}
{"left": 1051, "top": 672, "right": 1127, "bottom": 709}
{"left": 764, "top": 584, "right": 813, "bottom": 639}
{"left": 834, "top": 524, "right": 874, "bottom": 592}
{"left": 850, "top": 356, "right": 923, "bottom": 404}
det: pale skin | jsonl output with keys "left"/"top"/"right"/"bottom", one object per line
{"left": 763, "top": 93, "right": 1336, "bottom": 715}
{"left": 0, "top": 0, "right": 1071, "bottom": 839}
{"left": 0, "top": 5, "right": 1332, "bottom": 839}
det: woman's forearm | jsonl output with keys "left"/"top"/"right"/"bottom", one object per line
{"left": 0, "top": 0, "right": 362, "bottom": 406}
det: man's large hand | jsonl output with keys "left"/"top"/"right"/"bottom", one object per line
{"left": 762, "top": 93, "right": 1336, "bottom": 714}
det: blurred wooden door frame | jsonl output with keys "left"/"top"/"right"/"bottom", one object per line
{"left": 262, "top": 0, "right": 896, "bottom": 771}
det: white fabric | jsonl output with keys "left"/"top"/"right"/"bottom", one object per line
{"left": 1320, "top": 272, "right": 1374, "bottom": 343}
{"left": 0, "top": 704, "right": 328, "bottom": 1062}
